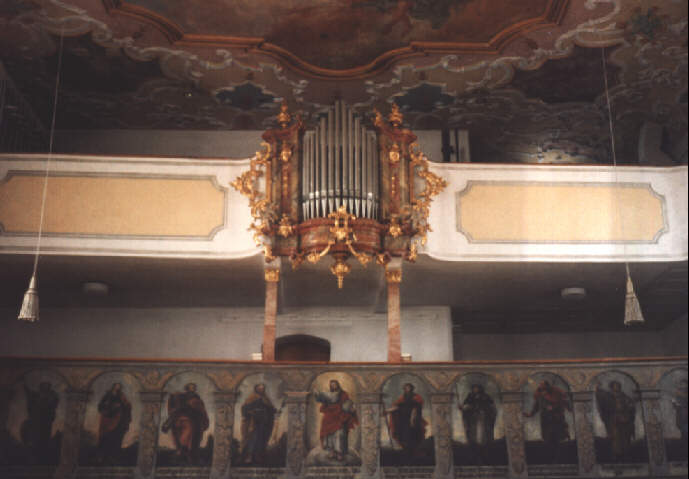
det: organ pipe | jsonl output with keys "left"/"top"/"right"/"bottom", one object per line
{"left": 301, "top": 101, "right": 379, "bottom": 220}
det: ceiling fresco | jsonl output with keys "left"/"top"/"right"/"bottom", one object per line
{"left": 0, "top": 0, "right": 686, "bottom": 164}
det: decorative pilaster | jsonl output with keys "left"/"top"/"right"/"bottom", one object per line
{"left": 210, "top": 392, "right": 237, "bottom": 479}
{"left": 502, "top": 391, "right": 528, "bottom": 479}
{"left": 134, "top": 391, "right": 166, "bottom": 479}
{"left": 386, "top": 258, "right": 402, "bottom": 363}
{"left": 572, "top": 391, "right": 596, "bottom": 476}
{"left": 431, "top": 393, "right": 454, "bottom": 479}
{"left": 639, "top": 389, "right": 667, "bottom": 476}
{"left": 285, "top": 391, "right": 309, "bottom": 479}
{"left": 54, "top": 389, "right": 90, "bottom": 479}
{"left": 263, "top": 260, "right": 281, "bottom": 362}
{"left": 357, "top": 393, "right": 383, "bottom": 479}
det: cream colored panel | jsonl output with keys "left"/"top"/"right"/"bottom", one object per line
{"left": 457, "top": 182, "right": 665, "bottom": 243}
{"left": 0, "top": 174, "right": 225, "bottom": 237}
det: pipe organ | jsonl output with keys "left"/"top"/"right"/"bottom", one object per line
{"left": 232, "top": 100, "right": 446, "bottom": 288}
{"left": 301, "top": 101, "right": 379, "bottom": 220}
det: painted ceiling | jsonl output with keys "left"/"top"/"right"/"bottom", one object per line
{"left": 0, "top": 0, "right": 687, "bottom": 164}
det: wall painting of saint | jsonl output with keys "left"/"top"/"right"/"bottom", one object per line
{"left": 231, "top": 373, "right": 287, "bottom": 467}
{"left": 453, "top": 373, "right": 507, "bottom": 466}
{"left": 79, "top": 372, "right": 141, "bottom": 467}
{"left": 659, "top": 368, "right": 687, "bottom": 463}
{"left": 305, "top": 372, "right": 360, "bottom": 466}
{"left": 1, "top": 370, "right": 67, "bottom": 466}
{"left": 592, "top": 371, "right": 648, "bottom": 464}
{"left": 157, "top": 372, "right": 216, "bottom": 467}
{"left": 522, "top": 373, "right": 577, "bottom": 465}
{"left": 380, "top": 373, "right": 434, "bottom": 466}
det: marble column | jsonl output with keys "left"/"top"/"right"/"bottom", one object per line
{"left": 357, "top": 393, "right": 383, "bottom": 479}
{"left": 385, "top": 260, "right": 402, "bottom": 363}
{"left": 502, "top": 391, "right": 528, "bottom": 479}
{"left": 285, "top": 391, "right": 309, "bottom": 479}
{"left": 54, "top": 389, "right": 90, "bottom": 479}
{"left": 431, "top": 393, "right": 454, "bottom": 479}
{"left": 134, "top": 391, "right": 166, "bottom": 479}
{"left": 572, "top": 391, "right": 596, "bottom": 476}
{"left": 639, "top": 389, "right": 667, "bottom": 476}
{"left": 210, "top": 391, "right": 237, "bottom": 479}
{"left": 263, "top": 266, "right": 280, "bottom": 361}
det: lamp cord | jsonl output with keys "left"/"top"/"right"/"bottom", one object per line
{"left": 602, "top": 49, "right": 635, "bottom": 290}
{"left": 31, "top": 29, "right": 64, "bottom": 276}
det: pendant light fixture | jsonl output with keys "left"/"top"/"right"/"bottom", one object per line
{"left": 601, "top": 48, "right": 645, "bottom": 326}
{"left": 18, "top": 29, "right": 64, "bottom": 322}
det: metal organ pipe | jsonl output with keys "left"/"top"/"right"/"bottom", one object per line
{"left": 301, "top": 102, "right": 379, "bottom": 220}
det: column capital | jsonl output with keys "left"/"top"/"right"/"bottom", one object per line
{"left": 430, "top": 392, "right": 454, "bottom": 404}
{"left": 572, "top": 391, "right": 593, "bottom": 402}
{"left": 66, "top": 389, "right": 91, "bottom": 402}
{"left": 639, "top": 389, "right": 661, "bottom": 400}
{"left": 139, "top": 391, "right": 166, "bottom": 403}
{"left": 501, "top": 391, "right": 524, "bottom": 404}
{"left": 284, "top": 391, "right": 310, "bottom": 403}
{"left": 213, "top": 391, "right": 238, "bottom": 404}
{"left": 359, "top": 392, "right": 384, "bottom": 404}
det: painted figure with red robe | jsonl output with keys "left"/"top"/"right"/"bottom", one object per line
{"left": 314, "top": 380, "right": 358, "bottom": 461}
{"left": 162, "top": 383, "right": 209, "bottom": 465}
{"left": 524, "top": 380, "right": 571, "bottom": 462}
{"left": 385, "top": 383, "right": 427, "bottom": 457}
{"left": 96, "top": 382, "right": 131, "bottom": 464}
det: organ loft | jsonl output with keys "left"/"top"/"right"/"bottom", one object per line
{"left": 0, "top": 1, "right": 686, "bottom": 478}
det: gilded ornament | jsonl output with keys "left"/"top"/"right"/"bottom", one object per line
{"left": 277, "top": 100, "right": 291, "bottom": 128}
{"left": 388, "top": 143, "right": 401, "bottom": 165}
{"left": 277, "top": 214, "right": 294, "bottom": 238}
{"left": 385, "top": 267, "right": 402, "bottom": 284}
{"left": 330, "top": 256, "right": 352, "bottom": 289}
{"left": 388, "top": 102, "right": 403, "bottom": 127}
{"left": 264, "top": 268, "right": 280, "bottom": 283}
{"left": 279, "top": 142, "right": 292, "bottom": 164}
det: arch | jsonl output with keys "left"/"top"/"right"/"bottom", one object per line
{"left": 275, "top": 334, "right": 330, "bottom": 362}
{"left": 587, "top": 369, "right": 640, "bottom": 392}
{"left": 86, "top": 369, "right": 143, "bottom": 391}
{"left": 11, "top": 367, "right": 70, "bottom": 389}
{"left": 522, "top": 371, "right": 572, "bottom": 392}
{"left": 381, "top": 371, "right": 432, "bottom": 395}
{"left": 161, "top": 369, "right": 220, "bottom": 392}
{"left": 655, "top": 367, "right": 688, "bottom": 388}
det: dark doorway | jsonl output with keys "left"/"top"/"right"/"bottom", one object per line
{"left": 275, "top": 334, "right": 331, "bottom": 362}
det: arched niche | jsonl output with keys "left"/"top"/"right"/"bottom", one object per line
{"left": 79, "top": 371, "right": 142, "bottom": 467}
{"left": 305, "top": 371, "right": 360, "bottom": 467}
{"left": 590, "top": 370, "right": 647, "bottom": 464}
{"left": 231, "top": 372, "right": 287, "bottom": 468}
{"left": 380, "top": 372, "right": 434, "bottom": 466}
{"left": 657, "top": 368, "right": 687, "bottom": 463}
{"left": 2, "top": 369, "right": 68, "bottom": 466}
{"left": 275, "top": 334, "right": 331, "bottom": 362}
{"left": 452, "top": 372, "right": 507, "bottom": 466}
{"left": 157, "top": 371, "right": 218, "bottom": 468}
{"left": 521, "top": 372, "right": 577, "bottom": 465}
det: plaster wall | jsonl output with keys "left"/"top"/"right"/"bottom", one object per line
{"left": 0, "top": 306, "right": 453, "bottom": 361}
{"left": 455, "top": 329, "right": 674, "bottom": 361}
{"left": 661, "top": 314, "right": 688, "bottom": 356}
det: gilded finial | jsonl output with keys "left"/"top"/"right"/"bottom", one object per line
{"left": 277, "top": 100, "right": 291, "bottom": 128}
{"left": 389, "top": 103, "right": 403, "bottom": 127}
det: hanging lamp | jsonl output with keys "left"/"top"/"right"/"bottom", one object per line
{"left": 18, "top": 29, "right": 64, "bottom": 322}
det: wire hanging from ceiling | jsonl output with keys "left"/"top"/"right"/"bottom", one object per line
{"left": 18, "top": 28, "right": 65, "bottom": 322}
{"left": 601, "top": 47, "right": 644, "bottom": 326}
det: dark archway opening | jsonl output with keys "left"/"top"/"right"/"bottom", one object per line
{"left": 275, "top": 334, "right": 331, "bottom": 362}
